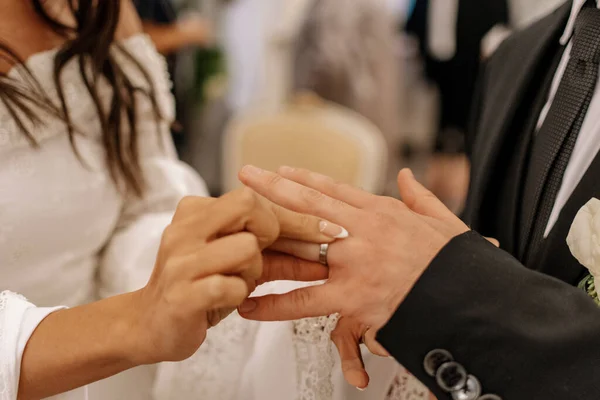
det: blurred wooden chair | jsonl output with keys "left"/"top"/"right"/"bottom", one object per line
{"left": 222, "top": 92, "right": 388, "bottom": 194}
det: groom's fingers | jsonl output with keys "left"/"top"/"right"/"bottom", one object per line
{"left": 259, "top": 252, "right": 328, "bottom": 284}
{"left": 363, "top": 328, "right": 390, "bottom": 357}
{"left": 331, "top": 318, "right": 370, "bottom": 390}
{"left": 396, "top": 168, "right": 454, "bottom": 221}
{"left": 276, "top": 166, "right": 375, "bottom": 209}
{"left": 239, "top": 166, "right": 362, "bottom": 229}
{"left": 238, "top": 285, "right": 333, "bottom": 321}
{"left": 486, "top": 237, "right": 500, "bottom": 247}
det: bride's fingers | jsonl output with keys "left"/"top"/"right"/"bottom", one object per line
{"left": 259, "top": 252, "right": 328, "bottom": 284}
{"left": 331, "top": 318, "right": 370, "bottom": 390}
{"left": 269, "top": 238, "right": 320, "bottom": 262}
{"left": 363, "top": 328, "right": 390, "bottom": 357}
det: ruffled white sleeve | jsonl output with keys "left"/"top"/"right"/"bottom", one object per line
{"left": 0, "top": 291, "right": 65, "bottom": 400}
{"left": 97, "top": 37, "right": 209, "bottom": 299}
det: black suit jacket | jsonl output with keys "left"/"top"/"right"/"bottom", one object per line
{"left": 378, "top": 2, "right": 600, "bottom": 399}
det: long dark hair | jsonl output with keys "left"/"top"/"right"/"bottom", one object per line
{"left": 0, "top": 0, "right": 162, "bottom": 196}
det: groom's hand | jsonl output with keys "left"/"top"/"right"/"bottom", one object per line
{"left": 238, "top": 166, "right": 470, "bottom": 387}
{"left": 238, "top": 166, "right": 468, "bottom": 326}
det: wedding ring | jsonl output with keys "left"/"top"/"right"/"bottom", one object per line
{"left": 319, "top": 243, "right": 329, "bottom": 266}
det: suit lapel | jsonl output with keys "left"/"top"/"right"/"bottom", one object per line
{"left": 466, "top": 3, "right": 572, "bottom": 226}
{"left": 535, "top": 151, "right": 600, "bottom": 283}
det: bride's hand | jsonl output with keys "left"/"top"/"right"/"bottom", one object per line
{"left": 129, "top": 188, "right": 340, "bottom": 365}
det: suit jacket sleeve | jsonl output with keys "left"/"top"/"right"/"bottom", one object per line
{"left": 377, "top": 231, "right": 600, "bottom": 399}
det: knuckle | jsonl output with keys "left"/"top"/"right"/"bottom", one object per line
{"left": 412, "top": 192, "right": 435, "bottom": 213}
{"left": 237, "top": 187, "right": 257, "bottom": 210}
{"left": 294, "top": 288, "right": 313, "bottom": 310}
{"left": 207, "top": 276, "right": 228, "bottom": 301}
{"left": 161, "top": 224, "right": 178, "bottom": 250}
{"left": 379, "top": 196, "right": 402, "bottom": 211}
{"left": 330, "top": 327, "right": 344, "bottom": 342}
{"left": 266, "top": 173, "right": 283, "bottom": 188}
{"left": 301, "top": 187, "right": 323, "bottom": 204}
{"left": 297, "top": 213, "right": 312, "bottom": 230}
{"left": 336, "top": 181, "right": 353, "bottom": 192}
{"left": 176, "top": 196, "right": 197, "bottom": 214}
{"left": 287, "top": 256, "right": 302, "bottom": 281}
{"left": 346, "top": 239, "right": 372, "bottom": 261}
{"left": 237, "top": 233, "right": 261, "bottom": 259}
{"left": 164, "top": 287, "right": 186, "bottom": 313}
{"left": 331, "top": 198, "right": 347, "bottom": 210}
{"left": 373, "top": 211, "right": 394, "bottom": 230}
{"left": 276, "top": 166, "right": 293, "bottom": 175}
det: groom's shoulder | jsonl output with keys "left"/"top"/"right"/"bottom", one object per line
{"left": 486, "top": 2, "right": 570, "bottom": 74}
{"left": 477, "top": 2, "right": 570, "bottom": 111}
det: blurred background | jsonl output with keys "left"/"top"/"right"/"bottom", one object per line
{"left": 138, "top": 0, "right": 566, "bottom": 213}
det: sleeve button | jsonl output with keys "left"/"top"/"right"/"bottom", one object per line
{"left": 451, "top": 374, "right": 481, "bottom": 400}
{"left": 423, "top": 349, "right": 454, "bottom": 377}
{"left": 435, "top": 361, "right": 468, "bottom": 392}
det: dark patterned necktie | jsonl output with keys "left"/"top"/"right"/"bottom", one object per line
{"left": 521, "top": 4, "right": 600, "bottom": 263}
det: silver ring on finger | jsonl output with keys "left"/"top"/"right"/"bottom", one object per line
{"left": 319, "top": 243, "right": 329, "bottom": 266}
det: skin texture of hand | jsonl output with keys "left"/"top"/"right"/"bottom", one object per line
{"left": 130, "top": 188, "right": 340, "bottom": 365}
{"left": 237, "top": 166, "right": 470, "bottom": 389}
{"left": 17, "top": 188, "right": 339, "bottom": 399}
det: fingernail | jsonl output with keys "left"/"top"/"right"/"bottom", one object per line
{"left": 242, "top": 165, "right": 263, "bottom": 175}
{"left": 278, "top": 166, "right": 295, "bottom": 174}
{"left": 319, "top": 221, "right": 349, "bottom": 239}
{"left": 356, "top": 387, "right": 366, "bottom": 392}
{"left": 238, "top": 299, "right": 257, "bottom": 313}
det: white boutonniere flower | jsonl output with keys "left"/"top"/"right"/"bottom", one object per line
{"left": 567, "top": 198, "right": 600, "bottom": 304}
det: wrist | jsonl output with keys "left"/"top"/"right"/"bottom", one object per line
{"left": 106, "top": 291, "right": 154, "bottom": 367}
{"left": 380, "top": 239, "right": 448, "bottom": 328}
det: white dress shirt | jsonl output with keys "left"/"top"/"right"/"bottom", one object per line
{"left": 541, "top": 0, "right": 600, "bottom": 236}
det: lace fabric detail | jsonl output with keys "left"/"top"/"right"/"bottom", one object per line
{"left": 153, "top": 312, "right": 260, "bottom": 400}
{"left": 0, "top": 292, "right": 7, "bottom": 399}
{"left": 385, "top": 369, "right": 431, "bottom": 400}
{"left": 0, "top": 291, "right": 28, "bottom": 400}
{"left": 293, "top": 314, "right": 340, "bottom": 400}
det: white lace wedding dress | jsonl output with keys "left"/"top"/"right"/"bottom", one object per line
{"left": 0, "top": 35, "right": 207, "bottom": 399}
{"left": 0, "top": 31, "right": 429, "bottom": 400}
{"left": 153, "top": 282, "right": 430, "bottom": 400}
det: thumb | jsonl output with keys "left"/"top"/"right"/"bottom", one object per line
{"left": 238, "top": 285, "right": 332, "bottom": 321}
{"left": 486, "top": 237, "right": 500, "bottom": 247}
{"left": 397, "top": 169, "right": 454, "bottom": 220}
{"left": 331, "top": 317, "right": 370, "bottom": 390}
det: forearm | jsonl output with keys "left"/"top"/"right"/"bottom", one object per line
{"left": 142, "top": 22, "right": 197, "bottom": 55}
{"left": 18, "top": 292, "right": 142, "bottom": 400}
{"left": 378, "top": 231, "right": 600, "bottom": 399}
